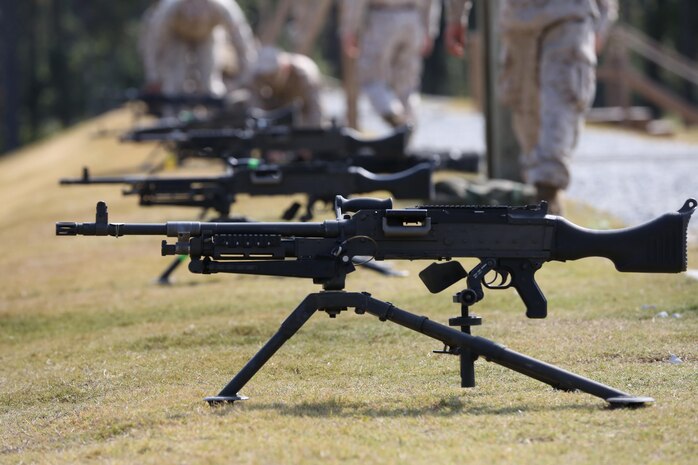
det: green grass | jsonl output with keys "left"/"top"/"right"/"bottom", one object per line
{"left": 1, "top": 110, "right": 697, "bottom": 464}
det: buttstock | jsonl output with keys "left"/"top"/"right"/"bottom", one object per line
{"left": 552, "top": 199, "right": 696, "bottom": 273}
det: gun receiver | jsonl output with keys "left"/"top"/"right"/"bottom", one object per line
{"left": 57, "top": 198, "right": 696, "bottom": 318}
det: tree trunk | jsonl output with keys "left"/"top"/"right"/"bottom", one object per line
{"left": 1, "top": 0, "right": 21, "bottom": 152}
{"left": 678, "top": 0, "right": 697, "bottom": 104}
{"left": 50, "top": 0, "right": 72, "bottom": 127}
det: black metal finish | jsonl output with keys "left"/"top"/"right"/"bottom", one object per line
{"left": 207, "top": 291, "right": 653, "bottom": 407}
{"left": 60, "top": 161, "right": 433, "bottom": 220}
{"left": 450, "top": 291, "right": 482, "bottom": 388}
{"left": 56, "top": 197, "right": 697, "bottom": 408}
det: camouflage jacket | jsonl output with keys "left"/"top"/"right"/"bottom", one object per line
{"left": 144, "top": 0, "right": 257, "bottom": 84}
{"left": 447, "top": 0, "right": 618, "bottom": 40}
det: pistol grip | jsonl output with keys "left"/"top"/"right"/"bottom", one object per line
{"left": 501, "top": 259, "right": 547, "bottom": 319}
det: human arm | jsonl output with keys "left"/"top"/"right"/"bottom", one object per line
{"left": 594, "top": 0, "right": 619, "bottom": 52}
{"left": 445, "top": 0, "right": 472, "bottom": 57}
{"left": 216, "top": 0, "right": 258, "bottom": 85}
{"left": 142, "top": 2, "right": 175, "bottom": 90}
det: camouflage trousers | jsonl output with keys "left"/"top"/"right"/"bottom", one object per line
{"left": 358, "top": 9, "right": 425, "bottom": 125}
{"left": 161, "top": 27, "right": 232, "bottom": 97}
{"left": 499, "top": 17, "right": 597, "bottom": 189}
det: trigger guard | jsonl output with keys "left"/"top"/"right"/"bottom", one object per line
{"left": 483, "top": 270, "right": 512, "bottom": 290}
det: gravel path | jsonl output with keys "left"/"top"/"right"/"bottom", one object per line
{"left": 323, "top": 91, "right": 698, "bottom": 240}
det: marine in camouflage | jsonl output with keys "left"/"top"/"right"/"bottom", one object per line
{"left": 341, "top": 0, "right": 441, "bottom": 127}
{"left": 143, "top": 0, "right": 257, "bottom": 96}
{"left": 447, "top": 0, "right": 618, "bottom": 209}
{"left": 250, "top": 47, "right": 324, "bottom": 128}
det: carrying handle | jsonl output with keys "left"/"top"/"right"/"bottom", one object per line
{"left": 334, "top": 196, "right": 393, "bottom": 218}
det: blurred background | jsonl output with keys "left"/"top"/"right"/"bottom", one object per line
{"left": 0, "top": 0, "right": 697, "bottom": 155}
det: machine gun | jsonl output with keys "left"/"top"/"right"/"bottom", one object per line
{"left": 123, "top": 123, "right": 481, "bottom": 174}
{"left": 121, "top": 123, "right": 410, "bottom": 159}
{"left": 56, "top": 197, "right": 696, "bottom": 407}
{"left": 60, "top": 163, "right": 433, "bottom": 282}
{"left": 123, "top": 103, "right": 299, "bottom": 140}
{"left": 59, "top": 162, "right": 433, "bottom": 221}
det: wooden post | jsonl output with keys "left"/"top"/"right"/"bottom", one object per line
{"left": 339, "top": 1, "right": 359, "bottom": 129}
{"left": 1, "top": 0, "right": 21, "bottom": 152}
{"left": 342, "top": 51, "right": 359, "bottom": 130}
{"left": 468, "top": 31, "right": 484, "bottom": 111}
{"left": 479, "top": 0, "right": 521, "bottom": 182}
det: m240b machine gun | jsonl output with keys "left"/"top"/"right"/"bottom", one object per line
{"left": 123, "top": 124, "right": 481, "bottom": 174}
{"left": 123, "top": 102, "right": 299, "bottom": 139}
{"left": 122, "top": 124, "right": 410, "bottom": 159}
{"left": 60, "top": 162, "right": 433, "bottom": 282}
{"left": 60, "top": 162, "right": 433, "bottom": 221}
{"left": 56, "top": 197, "right": 697, "bottom": 408}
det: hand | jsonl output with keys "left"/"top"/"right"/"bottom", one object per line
{"left": 143, "top": 81, "right": 162, "bottom": 94}
{"left": 445, "top": 23, "right": 467, "bottom": 57}
{"left": 342, "top": 33, "right": 360, "bottom": 59}
{"left": 422, "top": 37, "right": 435, "bottom": 57}
{"left": 595, "top": 35, "right": 606, "bottom": 54}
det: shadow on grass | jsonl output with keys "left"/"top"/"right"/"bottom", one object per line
{"left": 212, "top": 395, "right": 600, "bottom": 418}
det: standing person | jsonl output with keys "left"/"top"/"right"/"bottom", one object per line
{"left": 341, "top": 0, "right": 441, "bottom": 128}
{"left": 446, "top": 0, "right": 618, "bottom": 214}
{"left": 143, "top": 0, "right": 257, "bottom": 97}
{"left": 287, "top": 0, "right": 333, "bottom": 55}
{"left": 250, "top": 46, "right": 324, "bottom": 127}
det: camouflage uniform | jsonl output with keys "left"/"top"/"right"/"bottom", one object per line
{"left": 250, "top": 47, "right": 324, "bottom": 127}
{"left": 287, "top": 0, "right": 333, "bottom": 54}
{"left": 341, "top": 0, "right": 441, "bottom": 127}
{"left": 143, "top": 0, "right": 257, "bottom": 96}
{"left": 448, "top": 0, "right": 617, "bottom": 191}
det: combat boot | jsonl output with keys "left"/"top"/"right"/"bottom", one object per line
{"left": 535, "top": 184, "right": 563, "bottom": 215}
{"left": 382, "top": 112, "right": 407, "bottom": 128}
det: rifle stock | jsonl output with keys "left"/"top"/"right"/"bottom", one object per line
{"left": 552, "top": 198, "right": 696, "bottom": 273}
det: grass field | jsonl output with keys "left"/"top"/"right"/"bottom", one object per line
{"left": 1, "top": 111, "right": 697, "bottom": 464}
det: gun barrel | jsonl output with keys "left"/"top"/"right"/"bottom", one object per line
{"left": 56, "top": 222, "right": 168, "bottom": 236}
{"left": 56, "top": 214, "right": 340, "bottom": 238}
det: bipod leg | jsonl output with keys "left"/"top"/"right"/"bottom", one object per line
{"left": 155, "top": 255, "right": 187, "bottom": 285}
{"left": 205, "top": 294, "right": 321, "bottom": 405}
{"left": 353, "top": 259, "right": 409, "bottom": 278}
{"left": 356, "top": 294, "right": 653, "bottom": 408}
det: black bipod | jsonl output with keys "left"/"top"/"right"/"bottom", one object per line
{"left": 204, "top": 290, "right": 654, "bottom": 409}
{"left": 155, "top": 210, "right": 251, "bottom": 285}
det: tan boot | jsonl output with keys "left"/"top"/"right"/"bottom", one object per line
{"left": 382, "top": 112, "right": 407, "bottom": 128}
{"left": 535, "top": 184, "right": 563, "bottom": 215}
